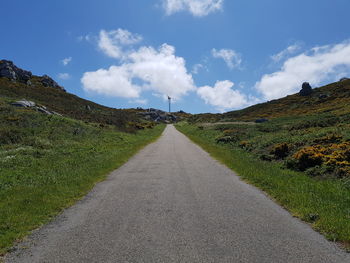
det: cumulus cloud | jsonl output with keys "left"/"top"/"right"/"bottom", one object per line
{"left": 81, "top": 66, "right": 140, "bottom": 98}
{"left": 82, "top": 43, "right": 195, "bottom": 100}
{"left": 162, "top": 0, "right": 223, "bottom": 17}
{"left": 197, "top": 80, "right": 257, "bottom": 112}
{"left": 128, "top": 44, "right": 195, "bottom": 99}
{"left": 271, "top": 44, "right": 301, "bottom": 62}
{"left": 58, "top": 73, "right": 71, "bottom": 80}
{"left": 212, "top": 48, "right": 242, "bottom": 69}
{"left": 61, "top": 57, "right": 72, "bottom": 66}
{"left": 98, "top": 29, "right": 142, "bottom": 58}
{"left": 255, "top": 41, "right": 350, "bottom": 100}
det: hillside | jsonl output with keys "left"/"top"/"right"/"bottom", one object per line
{"left": 190, "top": 79, "right": 350, "bottom": 123}
{"left": 185, "top": 79, "right": 350, "bottom": 178}
{"left": 0, "top": 60, "right": 150, "bottom": 132}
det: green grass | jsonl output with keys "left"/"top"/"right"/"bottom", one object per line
{"left": 0, "top": 77, "right": 146, "bottom": 131}
{"left": 176, "top": 122, "right": 350, "bottom": 250}
{"left": 0, "top": 101, "right": 165, "bottom": 255}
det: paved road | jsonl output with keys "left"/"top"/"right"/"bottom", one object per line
{"left": 6, "top": 125, "right": 350, "bottom": 263}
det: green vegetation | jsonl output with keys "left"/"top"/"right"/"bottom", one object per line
{"left": 176, "top": 122, "right": 350, "bottom": 250}
{"left": 0, "top": 98, "right": 165, "bottom": 255}
{"left": 188, "top": 79, "right": 350, "bottom": 179}
{"left": 207, "top": 113, "right": 350, "bottom": 178}
{"left": 0, "top": 77, "right": 145, "bottom": 132}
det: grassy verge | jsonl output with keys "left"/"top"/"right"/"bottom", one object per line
{"left": 0, "top": 102, "right": 165, "bottom": 255}
{"left": 175, "top": 122, "right": 350, "bottom": 250}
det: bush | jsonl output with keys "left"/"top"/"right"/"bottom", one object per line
{"left": 270, "top": 143, "right": 290, "bottom": 159}
{"left": 292, "top": 143, "right": 350, "bottom": 176}
{"left": 293, "top": 146, "right": 324, "bottom": 170}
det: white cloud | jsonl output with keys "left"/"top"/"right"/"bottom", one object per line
{"left": 58, "top": 73, "right": 71, "bottom": 80}
{"left": 192, "top": 63, "right": 204, "bottom": 74}
{"left": 129, "top": 44, "right": 195, "bottom": 100}
{"left": 212, "top": 48, "right": 242, "bottom": 69}
{"left": 255, "top": 41, "right": 350, "bottom": 100}
{"left": 271, "top": 44, "right": 301, "bottom": 62}
{"left": 98, "top": 29, "right": 142, "bottom": 59}
{"left": 197, "top": 80, "right": 257, "bottom": 112}
{"left": 81, "top": 43, "right": 195, "bottom": 100}
{"left": 81, "top": 66, "right": 140, "bottom": 98}
{"left": 61, "top": 57, "right": 72, "bottom": 66}
{"left": 162, "top": 0, "right": 223, "bottom": 17}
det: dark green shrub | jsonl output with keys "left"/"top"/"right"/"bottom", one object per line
{"left": 270, "top": 143, "right": 290, "bottom": 159}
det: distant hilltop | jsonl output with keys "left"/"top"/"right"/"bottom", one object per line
{"left": 0, "top": 60, "right": 65, "bottom": 91}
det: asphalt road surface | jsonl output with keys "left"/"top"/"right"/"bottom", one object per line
{"left": 6, "top": 125, "right": 350, "bottom": 263}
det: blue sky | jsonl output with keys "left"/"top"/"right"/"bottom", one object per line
{"left": 1, "top": 0, "right": 350, "bottom": 113}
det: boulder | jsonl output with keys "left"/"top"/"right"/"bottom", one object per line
{"left": 0, "top": 60, "right": 32, "bottom": 83}
{"left": 11, "top": 99, "right": 36, "bottom": 107}
{"left": 299, "top": 82, "right": 313, "bottom": 96}
{"left": 36, "top": 107, "right": 53, "bottom": 115}
{"left": 40, "top": 75, "right": 65, "bottom": 91}
{"left": 10, "top": 99, "right": 61, "bottom": 116}
{"left": 339, "top": 77, "right": 349, "bottom": 82}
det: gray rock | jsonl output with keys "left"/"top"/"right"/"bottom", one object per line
{"left": 11, "top": 99, "right": 36, "bottom": 107}
{"left": 41, "top": 75, "right": 65, "bottom": 91}
{"left": 0, "top": 60, "right": 32, "bottom": 83}
{"left": 139, "top": 108, "right": 177, "bottom": 122}
{"left": 299, "top": 82, "right": 313, "bottom": 96}
{"left": 339, "top": 77, "right": 349, "bottom": 82}
{"left": 36, "top": 107, "right": 53, "bottom": 115}
{"left": 10, "top": 99, "right": 62, "bottom": 116}
{"left": 0, "top": 60, "right": 66, "bottom": 91}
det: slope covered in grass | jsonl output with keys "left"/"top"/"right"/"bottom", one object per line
{"left": 0, "top": 98, "right": 165, "bottom": 255}
{"left": 191, "top": 79, "right": 350, "bottom": 123}
{"left": 0, "top": 77, "right": 146, "bottom": 132}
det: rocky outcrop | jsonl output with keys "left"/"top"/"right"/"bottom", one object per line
{"left": 0, "top": 60, "right": 65, "bottom": 91}
{"left": 40, "top": 74, "right": 65, "bottom": 91}
{"left": 299, "top": 82, "right": 313, "bottom": 96}
{"left": 11, "top": 99, "right": 62, "bottom": 116}
{"left": 139, "top": 108, "right": 177, "bottom": 123}
{"left": 0, "top": 60, "right": 32, "bottom": 84}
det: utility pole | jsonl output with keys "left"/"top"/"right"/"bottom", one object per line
{"left": 168, "top": 96, "right": 171, "bottom": 113}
